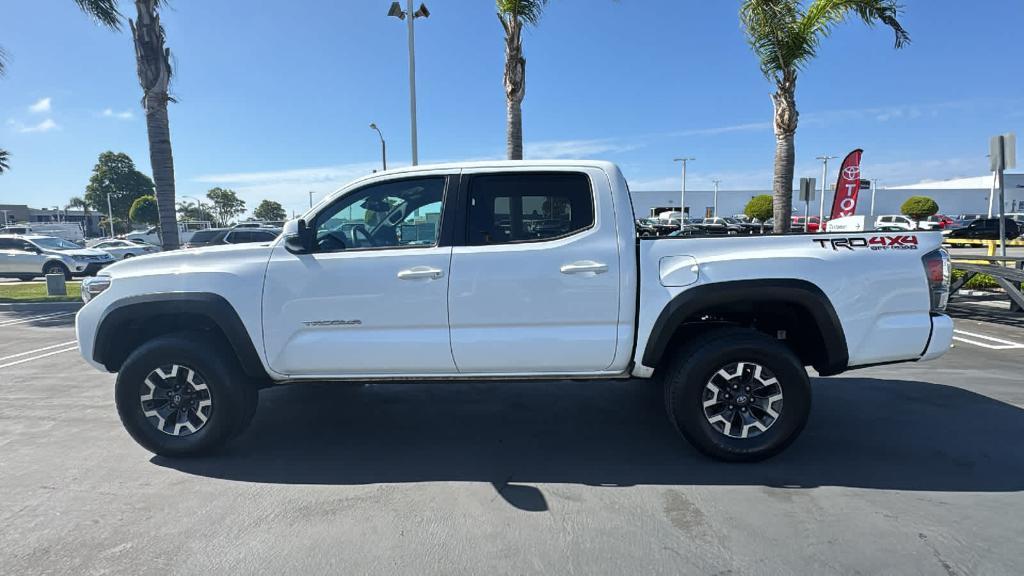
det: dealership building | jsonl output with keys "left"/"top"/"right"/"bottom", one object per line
{"left": 631, "top": 173, "right": 1024, "bottom": 220}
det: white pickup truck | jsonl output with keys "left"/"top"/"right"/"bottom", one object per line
{"left": 75, "top": 161, "right": 953, "bottom": 461}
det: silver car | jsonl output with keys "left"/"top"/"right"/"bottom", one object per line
{"left": 0, "top": 235, "right": 116, "bottom": 280}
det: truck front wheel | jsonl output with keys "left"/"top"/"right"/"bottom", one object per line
{"left": 662, "top": 327, "right": 811, "bottom": 462}
{"left": 115, "top": 333, "right": 256, "bottom": 457}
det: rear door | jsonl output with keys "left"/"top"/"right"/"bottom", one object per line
{"left": 0, "top": 238, "right": 46, "bottom": 275}
{"left": 447, "top": 169, "right": 621, "bottom": 374}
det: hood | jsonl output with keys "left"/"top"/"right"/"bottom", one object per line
{"left": 100, "top": 241, "right": 276, "bottom": 279}
{"left": 46, "top": 247, "right": 114, "bottom": 259}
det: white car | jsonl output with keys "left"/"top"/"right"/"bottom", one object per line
{"left": 0, "top": 234, "right": 116, "bottom": 280}
{"left": 90, "top": 239, "right": 161, "bottom": 260}
{"left": 874, "top": 215, "right": 918, "bottom": 230}
{"left": 76, "top": 160, "right": 952, "bottom": 462}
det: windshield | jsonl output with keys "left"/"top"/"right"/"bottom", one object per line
{"left": 31, "top": 237, "right": 82, "bottom": 250}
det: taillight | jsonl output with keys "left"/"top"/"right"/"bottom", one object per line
{"left": 922, "top": 249, "right": 951, "bottom": 311}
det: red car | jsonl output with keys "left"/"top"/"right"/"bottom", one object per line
{"left": 791, "top": 216, "right": 823, "bottom": 232}
{"left": 922, "top": 214, "right": 955, "bottom": 230}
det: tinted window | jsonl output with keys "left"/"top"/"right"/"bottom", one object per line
{"left": 227, "top": 230, "right": 279, "bottom": 243}
{"left": 314, "top": 177, "right": 446, "bottom": 252}
{"left": 466, "top": 172, "right": 593, "bottom": 246}
{"left": 189, "top": 230, "right": 222, "bottom": 243}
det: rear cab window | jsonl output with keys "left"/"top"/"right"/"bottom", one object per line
{"left": 465, "top": 172, "right": 594, "bottom": 246}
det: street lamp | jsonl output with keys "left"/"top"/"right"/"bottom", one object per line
{"left": 673, "top": 158, "right": 695, "bottom": 219}
{"left": 370, "top": 122, "right": 387, "bottom": 171}
{"left": 388, "top": 1, "right": 430, "bottom": 166}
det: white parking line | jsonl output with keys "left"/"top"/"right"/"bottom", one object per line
{"left": 0, "top": 311, "right": 76, "bottom": 326}
{"left": 0, "top": 341, "right": 79, "bottom": 363}
{"left": 0, "top": 345, "right": 79, "bottom": 370}
{"left": 952, "top": 329, "right": 1024, "bottom": 350}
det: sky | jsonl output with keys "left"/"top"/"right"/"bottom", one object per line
{"left": 1, "top": 0, "right": 1023, "bottom": 217}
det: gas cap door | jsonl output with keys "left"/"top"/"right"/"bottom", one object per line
{"left": 659, "top": 256, "right": 699, "bottom": 287}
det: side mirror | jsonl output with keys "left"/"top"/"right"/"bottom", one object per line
{"left": 284, "top": 219, "right": 314, "bottom": 254}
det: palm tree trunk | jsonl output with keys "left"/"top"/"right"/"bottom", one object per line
{"left": 131, "top": 0, "right": 179, "bottom": 250}
{"left": 144, "top": 93, "right": 179, "bottom": 249}
{"left": 507, "top": 97, "right": 523, "bottom": 160}
{"left": 771, "top": 80, "right": 798, "bottom": 234}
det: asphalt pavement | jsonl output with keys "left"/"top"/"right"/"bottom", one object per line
{"left": 0, "top": 298, "right": 1022, "bottom": 575}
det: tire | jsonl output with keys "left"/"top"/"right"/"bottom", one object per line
{"left": 43, "top": 261, "right": 71, "bottom": 280}
{"left": 662, "top": 327, "right": 811, "bottom": 462}
{"left": 122, "top": 253, "right": 135, "bottom": 259}
{"left": 115, "top": 332, "right": 255, "bottom": 457}
{"left": 17, "top": 276, "right": 36, "bottom": 282}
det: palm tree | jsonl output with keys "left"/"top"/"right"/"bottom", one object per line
{"left": 740, "top": 0, "right": 909, "bottom": 233}
{"left": 0, "top": 148, "right": 9, "bottom": 174}
{"left": 497, "top": 0, "right": 548, "bottom": 160}
{"left": 67, "top": 196, "right": 94, "bottom": 236}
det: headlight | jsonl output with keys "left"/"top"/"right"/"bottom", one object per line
{"left": 81, "top": 275, "right": 112, "bottom": 303}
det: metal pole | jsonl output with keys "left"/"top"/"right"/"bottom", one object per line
{"left": 106, "top": 193, "right": 115, "bottom": 237}
{"left": 870, "top": 180, "right": 877, "bottom": 218}
{"left": 309, "top": 191, "right": 315, "bottom": 208}
{"left": 998, "top": 136, "right": 1007, "bottom": 258}
{"left": 988, "top": 170, "right": 997, "bottom": 218}
{"left": 712, "top": 179, "right": 720, "bottom": 218}
{"left": 674, "top": 158, "right": 694, "bottom": 220}
{"left": 817, "top": 155, "right": 836, "bottom": 226}
{"left": 407, "top": 0, "right": 419, "bottom": 166}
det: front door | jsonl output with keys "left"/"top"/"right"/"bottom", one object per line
{"left": 447, "top": 170, "right": 622, "bottom": 374}
{"left": 262, "top": 175, "right": 457, "bottom": 377}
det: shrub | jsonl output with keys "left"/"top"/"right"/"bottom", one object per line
{"left": 901, "top": 196, "right": 939, "bottom": 220}
{"left": 744, "top": 195, "right": 773, "bottom": 221}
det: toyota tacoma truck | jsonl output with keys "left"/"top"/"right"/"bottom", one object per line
{"left": 75, "top": 161, "right": 953, "bottom": 461}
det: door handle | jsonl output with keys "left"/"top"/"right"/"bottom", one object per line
{"left": 397, "top": 266, "right": 444, "bottom": 280}
{"left": 560, "top": 260, "right": 608, "bottom": 275}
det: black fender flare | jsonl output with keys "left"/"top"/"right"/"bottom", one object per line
{"left": 641, "top": 279, "right": 849, "bottom": 376}
{"left": 93, "top": 292, "right": 269, "bottom": 379}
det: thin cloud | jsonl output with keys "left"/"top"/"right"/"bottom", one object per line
{"left": 671, "top": 122, "right": 772, "bottom": 138}
{"left": 525, "top": 138, "right": 640, "bottom": 159}
{"left": 28, "top": 97, "right": 52, "bottom": 113}
{"left": 17, "top": 118, "right": 59, "bottom": 133}
{"left": 101, "top": 108, "right": 134, "bottom": 120}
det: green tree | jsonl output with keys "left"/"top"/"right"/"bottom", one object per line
{"left": 253, "top": 200, "right": 287, "bottom": 222}
{"left": 744, "top": 195, "right": 774, "bottom": 221}
{"left": 498, "top": 0, "right": 548, "bottom": 160}
{"left": 901, "top": 196, "right": 938, "bottom": 221}
{"left": 176, "top": 200, "right": 215, "bottom": 223}
{"left": 740, "top": 0, "right": 909, "bottom": 233}
{"left": 129, "top": 195, "right": 160, "bottom": 225}
{"left": 206, "top": 187, "right": 246, "bottom": 226}
{"left": 84, "top": 151, "right": 156, "bottom": 223}
{"left": 0, "top": 148, "right": 9, "bottom": 174}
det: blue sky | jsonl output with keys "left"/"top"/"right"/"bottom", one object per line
{"left": 1, "top": 0, "right": 1022, "bottom": 216}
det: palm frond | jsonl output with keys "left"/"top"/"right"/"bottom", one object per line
{"left": 0, "top": 46, "right": 7, "bottom": 77}
{"left": 801, "top": 0, "right": 909, "bottom": 49}
{"left": 497, "top": 0, "right": 549, "bottom": 26}
{"left": 0, "top": 148, "right": 10, "bottom": 174}
{"left": 74, "top": 0, "right": 123, "bottom": 29}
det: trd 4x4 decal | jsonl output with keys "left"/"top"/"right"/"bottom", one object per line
{"left": 814, "top": 235, "right": 919, "bottom": 251}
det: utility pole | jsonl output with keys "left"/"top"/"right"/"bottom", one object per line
{"left": 816, "top": 155, "right": 837, "bottom": 224}
{"left": 712, "top": 179, "right": 721, "bottom": 218}
{"left": 106, "top": 193, "right": 115, "bottom": 238}
{"left": 674, "top": 158, "right": 695, "bottom": 220}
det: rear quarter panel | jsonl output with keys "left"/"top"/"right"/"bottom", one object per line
{"left": 636, "top": 231, "right": 942, "bottom": 373}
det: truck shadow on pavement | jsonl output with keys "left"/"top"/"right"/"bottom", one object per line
{"left": 155, "top": 377, "right": 1024, "bottom": 508}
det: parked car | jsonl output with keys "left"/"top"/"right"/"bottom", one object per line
{"left": 182, "top": 228, "right": 231, "bottom": 249}
{"left": 791, "top": 216, "right": 824, "bottom": 232}
{"left": 637, "top": 218, "right": 676, "bottom": 237}
{"left": 125, "top": 221, "right": 213, "bottom": 246}
{"left": 944, "top": 218, "right": 1022, "bottom": 242}
{"left": 76, "top": 160, "right": 952, "bottom": 462}
{"left": 920, "top": 214, "right": 955, "bottom": 230}
{"left": 90, "top": 239, "right": 161, "bottom": 260}
{"left": 0, "top": 223, "right": 85, "bottom": 243}
{"left": 0, "top": 234, "right": 115, "bottom": 280}
{"left": 874, "top": 215, "right": 917, "bottom": 231}
{"left": 700, "top": 217, "right": 745, "bottom": 235}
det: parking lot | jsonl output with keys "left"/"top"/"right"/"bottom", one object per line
{"left": 1, "top": 298, "right": 1022, "bottom": 575}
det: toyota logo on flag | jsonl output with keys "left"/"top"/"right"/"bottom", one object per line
{"left": 843, "top": 165, "right": 860, "bottom": 180}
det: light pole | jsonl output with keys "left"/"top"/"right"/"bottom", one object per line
{"left": 370, "top": 122, "right": 387, "bottom": 171}
{"left": 816, "top": 155, "right": 837, "bottom": 225}
{"left": 712, "top": 179, "right": 721, "bottom": 218}
{"left": 106, "top": 193, "right": 115, "bottom": 238}
{"left": 388, "top": 1, "right": 430, "bottom": 166}
{"left": 673, "top": 158, "right": 695, "bottom": 219}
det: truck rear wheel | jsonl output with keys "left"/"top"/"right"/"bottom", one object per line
{"left": 662, "top": 327, "right": 811, "bottom": 462}
{"left": 115, "top": 332, "right": 256, "bottom": 457}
